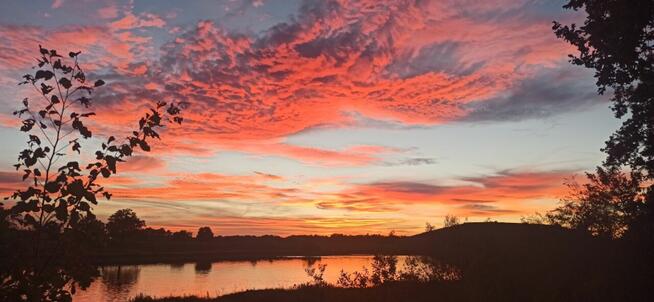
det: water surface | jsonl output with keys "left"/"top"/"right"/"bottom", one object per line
{"left": 74, "top": 255, "right": 394, "bottom": 301}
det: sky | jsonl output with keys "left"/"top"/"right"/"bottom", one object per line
{"left": 0, "top": 0, "right": 620, "bottom": 235}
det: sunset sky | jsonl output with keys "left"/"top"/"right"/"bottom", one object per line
{"left": 0, "top": 0, "right": 619, "bottom": 235}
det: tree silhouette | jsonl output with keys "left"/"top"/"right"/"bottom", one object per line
{"left": 443, "top": 215, "right": 460, "bottom": 228}
{"left": 1, "top": 46, "right": 184, "bottom": 301}
{"left": 107, "top": 209, "right": 145, "bottom": 243}
{"left": 196, "top": 226, "right": 214, "bottom": 240}
{"left": 172, "top": 230, "right": 193, "bottom": 240}
{"left": 553, "top": 0, "right": 654, "bottom": 180}
{"left": 553, "top": 0, "right": 654, "bottom": 248}
{"left": 547, "top": 167, "right": 646, "bottom": 238}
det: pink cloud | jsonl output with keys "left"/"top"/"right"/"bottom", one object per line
{"left": 81, "top": 0, "right": 575, "bottom": 162}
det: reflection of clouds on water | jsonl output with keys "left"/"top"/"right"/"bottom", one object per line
{"left": 195, "top": 261, "right": 212, "bottom": 274}
{"left": 75, "top": 256, "right": 387, "bottom": 301}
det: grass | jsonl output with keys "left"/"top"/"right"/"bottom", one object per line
{"left": 131, "top": 283, "right": 462, "bottom": 302}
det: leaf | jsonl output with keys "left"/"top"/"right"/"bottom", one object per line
{"left": 55, "top": 199, "right": 68, "bottom": 221}
{"left": 22, "top": 169, "right": 31, "bottom": 181}
{"left": 61, "top": 161, "right": 81, "bottom": 172}
{"left": 69, "top": 51, "right": 81, "bottom": 58}
{"left": 20, "top": 119, "right": 35, "bottom": 132}
{"left": 67, "top": 179, "right": 85, "bottom": 197}
{"left": 40, "top": 83, "right": 53, "bottom": 95}
{"left": 100, "top": 167, "right": 111, "bottom": 178}
{"left": 53, "top": 59, "right": 62, "bottom": 70}
{"left": 45, "top": 181, "right": 61, "bottom": 193}
{"left": 84, "top": 191, "right": 97, "bottom": 205}
{"left": 105, "top": 156, "right": 117, "bottom": 173}
{"left": 139, "top": 139, "right": 151, "bottom": 152}
{"left": 121, "top": 144, "right": 133, "bottom": 156}
{"left": 33, "top": 148, "right": 46, "bottom": 158}
{"left": 29, "top": 135, "right": 41, "bottom": 145}
{"left": 94, "top": 79, "right": 105, "bottom": 87}
{"left": 72, "top": 140, "right": 81, "bottom": 153}
{"left": 103, "top": 192, "right": 112, "bottom": 200}
{"left": 49, "top": 49, "right": 62, "bottom": 58}
{"left": 35, "top": 70, "right": 55, "bottom": 81}
{"left": 72, "top": 118, "right": 92, "bottom": 138}
{"left": 74, "top": 71, "right": 86, "bottom": 83}
{"left": 59, "top": 78, "right": 72, "bottom": 89}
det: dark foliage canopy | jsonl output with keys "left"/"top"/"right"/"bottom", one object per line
{"left": 197, "top": 226, "right": 214, "bottom": 240}
{"left": 553, "top": 0, "right": 654, "bottom": 179}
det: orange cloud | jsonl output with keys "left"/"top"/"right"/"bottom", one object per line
{"left": 143, "top": 216, "right": 409, "bottom": 236}
{"left": 120, "top": 155, "right": 166, "bottom": 173}
{"left": 65, "top": 0, "right": 577, "bottom": 166}
{"left": 315, "top": 170, "right": 572, "bottom": 214}
{"left": 106, "top": 172, "right": 304, "bottom": 203}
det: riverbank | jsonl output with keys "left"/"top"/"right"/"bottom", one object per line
{"left": 130, "top": 279, "right": 644, "bottom": 302}
{"left": 131, "top": 283, "right": 460, "bottom": 302}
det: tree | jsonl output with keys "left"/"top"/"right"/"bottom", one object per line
{"left": 304, "top": 263, "right": 327, "bottom": 287}
{"left": 443, "top": 214, "right": 460, "bottom": 228}
{"left": 196, "top": 226, "right": 214, "bottom": 240}
{"left": 106, "top": 209, "right": 145, "bottom": 243}
{"left": 74, "top": 215, "right": 108, "bottom": 248}
{"left": 1, "top": 46, "right": 184, "bottom": 301}
{"left": 171, "top": 230, "right": 192, "bottom": 240}
{"left": 553, "top": 1, "right": 654, "bottom": 180}
{"left": 547, "top": 167, "right": 646, "bottom": 238}
{"left": 370, "top": 255, "right": 398, "bottom": 285}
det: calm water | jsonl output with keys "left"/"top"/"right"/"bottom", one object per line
{"left": 74, "top": 255, "right": 402, "bottom": 301}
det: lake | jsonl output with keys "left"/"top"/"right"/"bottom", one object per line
{"left": 74, "top": 255, "right": 402, "bottom": 301}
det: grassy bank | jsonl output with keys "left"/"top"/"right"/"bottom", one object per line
{"left": 131, "top": 283, "right": 458, "bottom": 302}
{"left": 131, "top": 280, "right": 645, "bottom": 302}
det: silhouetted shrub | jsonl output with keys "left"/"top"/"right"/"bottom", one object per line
{"left": 196, "top": 227, "right": 214, "bottom": 241}
{"left": 1, "top": 46, "right": 184, "bottom": 301}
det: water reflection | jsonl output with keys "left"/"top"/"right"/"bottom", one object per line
{"left": 303, "top": 256, "right": 321, "bottom": 267}
{"left": 170, "top": 262, "right": 184, "bottom": 271}
{"left": 87, "top": 266, "right": 141, "bottom": 302}
{"left": 194, "top": 261, "right": 212, "bottom": 274}
{"left": 73, "top": 255, "right": 392, "bottom": 302}
{"left": 101, "top": 265, "right": 141, "bottom": 286}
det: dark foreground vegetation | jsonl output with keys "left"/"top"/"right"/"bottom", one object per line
{"left": 129, "top": 222, "right": 653, "bottom": 302}
{"left": 132, "top": 281, "right": 642, "bottom": 302}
